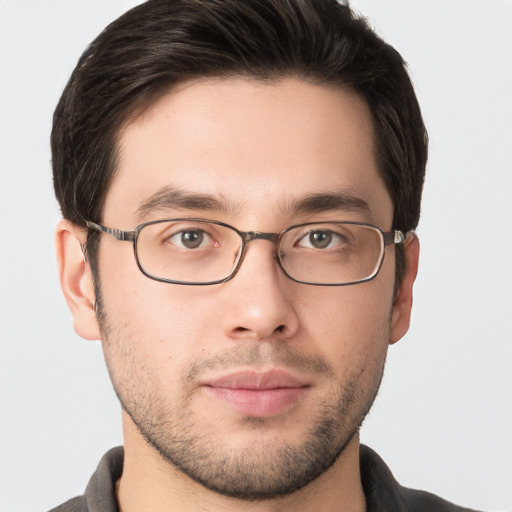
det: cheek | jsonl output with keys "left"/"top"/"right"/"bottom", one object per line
{"left": 98, "top": 254, "right": 223, "bottom": 378}
{"left": 297, "top": 281, "right": 394, "bottom": 369}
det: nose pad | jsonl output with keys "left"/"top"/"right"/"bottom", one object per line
{"left": 221, "top": 241, "right": 300, "bottom": 341}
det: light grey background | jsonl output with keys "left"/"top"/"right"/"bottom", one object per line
{"left": 1, "top": 1, "right": 511, "bottom": 511}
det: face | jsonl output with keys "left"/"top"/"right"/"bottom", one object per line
{"left": 81, "top": 78, "right": 410, "bottom": 499}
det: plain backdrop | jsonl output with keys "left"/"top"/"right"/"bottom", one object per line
{"left": 1, "top": 1, "right": 511, "bottom": 511}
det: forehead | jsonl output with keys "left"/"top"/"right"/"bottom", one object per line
{"left": 105, "top": 77, "right": 393, "bottom": 227}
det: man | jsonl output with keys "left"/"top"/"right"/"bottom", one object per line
{"left": 49, "top": 0, "right": 477, "bottom": 510}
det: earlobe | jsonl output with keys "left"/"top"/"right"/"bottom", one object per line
{"left": 56, "top": 220, "right": 101, "bottom": 341}
{"left": 389, "top": 232, "right": 420, "bottom": 345}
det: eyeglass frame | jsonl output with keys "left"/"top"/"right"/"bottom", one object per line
{"left": 85, "top": 218, "right": 406, "bottom": 287}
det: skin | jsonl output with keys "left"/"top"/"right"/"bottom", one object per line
{"left": 57, "top": 77, "right": 419, "bottom": 512}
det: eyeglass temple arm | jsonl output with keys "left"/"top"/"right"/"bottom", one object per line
{"left": 86, "top": 221, "right": 136, "bottom": 242}
{"left": 383, "top": 230, "right": 406, "bottom": 245}
{"left": 85, "top": 220, "right": 407, "bottom": 246}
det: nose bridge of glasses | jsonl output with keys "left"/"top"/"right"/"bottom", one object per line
{"left": 242, "top": 231, "right": 280, "bottom": 244}
{"left": 234, "top": 231, "right": 283, "bottom": 280}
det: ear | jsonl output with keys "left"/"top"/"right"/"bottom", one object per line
{"left": 56, "top": 220, "right": 101, "bottom": 340}
{"left": 389, "top": 232, "right": 420, "bottom": 344}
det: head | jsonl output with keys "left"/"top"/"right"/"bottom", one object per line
{"left": 53, "top": 0, "right": 426, "bottom": 502}
{"left": 53, "top": 0, "right": 427, "bottom": 281}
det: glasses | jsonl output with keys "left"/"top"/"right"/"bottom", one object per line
{"left": 86, "top": 218, "right": 405, "bottom": 286}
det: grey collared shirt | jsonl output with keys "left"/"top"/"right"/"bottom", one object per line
{"left": 48, "top": 445, "right": 480, "bottom": 512}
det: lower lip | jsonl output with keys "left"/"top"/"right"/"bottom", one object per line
{"left": 204, "top": 387, "right": 309, "bottom": 417}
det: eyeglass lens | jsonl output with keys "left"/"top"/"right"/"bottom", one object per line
{"left": 135, "top": 220, "right": 385, "bottom": 285}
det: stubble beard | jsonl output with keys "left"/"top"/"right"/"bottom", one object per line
{"left": 97, "top": 295, "right": 387, "bottom": 501}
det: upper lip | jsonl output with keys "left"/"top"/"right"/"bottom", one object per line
{"left": 203, "top": 369, "right": 310, "bottom": 390}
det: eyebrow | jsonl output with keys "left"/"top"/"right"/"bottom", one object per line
{"left": 135, "top": 185, "right": 372, "bottom": 221}
{"left": 135, "top": 186, "right": 240, "bottom": 220}
{"left": 286, "top": 191, "right": 371, "bottom": 217}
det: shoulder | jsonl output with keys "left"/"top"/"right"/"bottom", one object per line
{"left": 46, "top": 447, "right": 123, "bottom": 512}
{"left": 360, "top": 445, "right": 482, "bottom": 512}
{"left": 398, "top": 485, "right": 481, "bottom": 512}
{"left": 47, "top": 496, "right": 85, "bottom": 512}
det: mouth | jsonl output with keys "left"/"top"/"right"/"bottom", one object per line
{"left": 202, "top": 369, "right": 311, "bottom": 417}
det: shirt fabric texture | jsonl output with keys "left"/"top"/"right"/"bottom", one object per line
{"left": 48, "top": 445, "right": 480, "bottom": 512}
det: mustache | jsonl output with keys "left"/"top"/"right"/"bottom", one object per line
{"left": 184, "top": 343, "right": 335, "bottom": 384}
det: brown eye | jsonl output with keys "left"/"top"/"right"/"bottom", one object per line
{"left": 298, "top": 230, "right": 343, "bottom": 250}
{"left": 180, "top": 230, "right": 204, "bottom": 248}
{"left": 309, "top": 231, "right": 332, "bottom": 249}
{"left": 168, "top": 229, "right": 210, "bottom": 249}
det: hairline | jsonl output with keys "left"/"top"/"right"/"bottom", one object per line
{"left": 111, "top": 72, "right": 382, "bottom": 212}
{"left": 85, "top": 71, "right": 405, "bottom": 294}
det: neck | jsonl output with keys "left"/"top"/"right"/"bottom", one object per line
{"left": 116, "top": 414, "right": 366, "bottom": 512}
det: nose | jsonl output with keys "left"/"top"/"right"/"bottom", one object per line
{"left": 220, "top": 239, "right": 300, "bottom": 342}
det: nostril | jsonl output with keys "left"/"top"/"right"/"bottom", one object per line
{"left": 274, "top": 325, "right": 285, "bottom": 333}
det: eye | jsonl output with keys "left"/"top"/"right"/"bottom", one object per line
{"left": 297, "top": 230, "right": 345, "bottom": 249}
{"left": 168, "top": 229, "right": 213, "bottom": 249}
